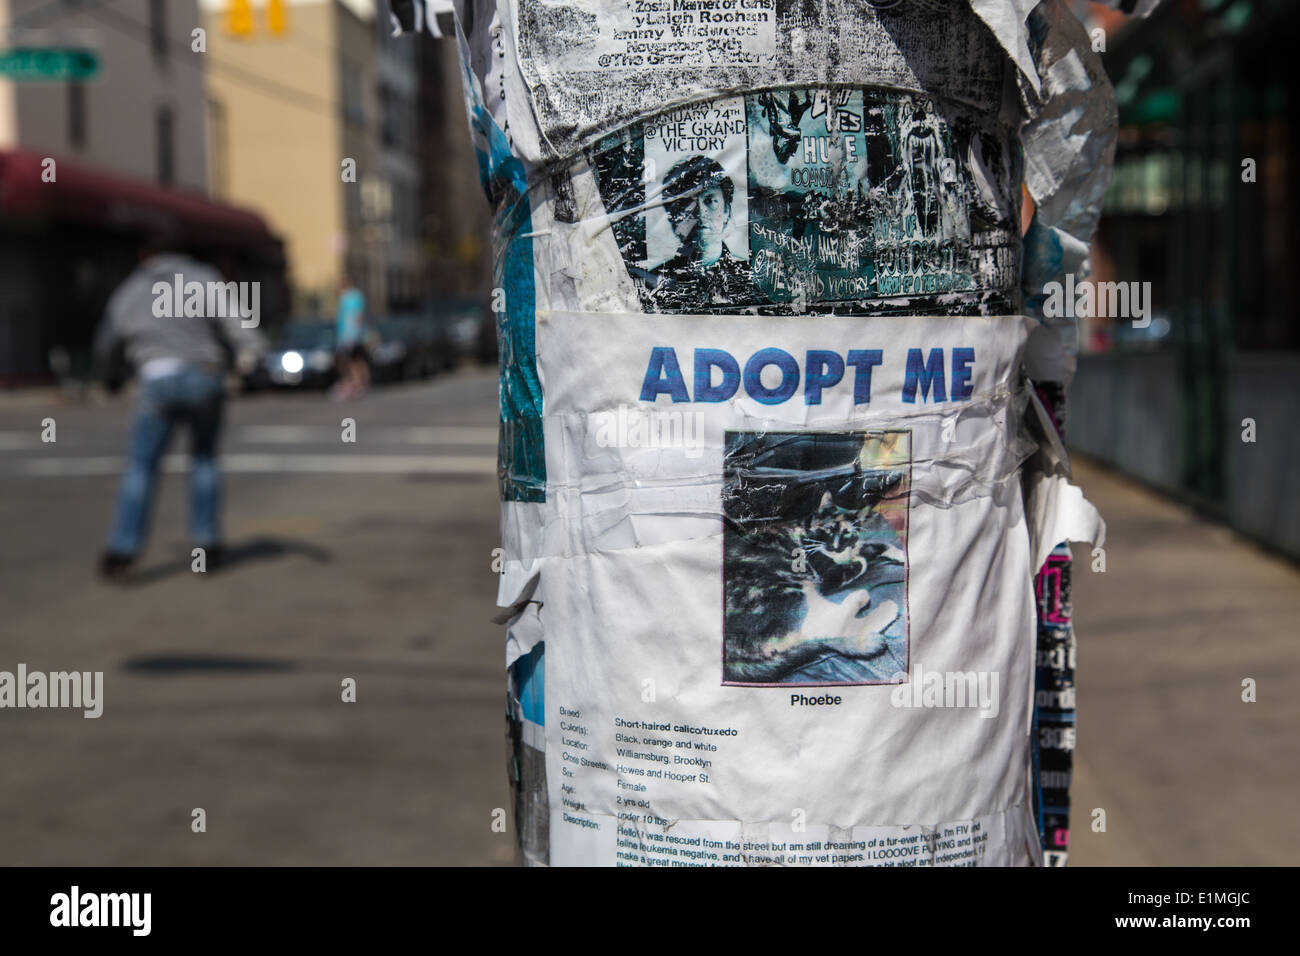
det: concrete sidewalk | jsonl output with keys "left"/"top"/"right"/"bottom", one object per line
{"left": 1068, "top": 458, "right": 1299, "bottom": 866}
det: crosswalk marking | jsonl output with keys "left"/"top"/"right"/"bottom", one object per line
{"left": 239, "top": 425, "right": 497, "bottom": 444}
{"left": 0, "top": 433, "right": 40, "bottom": 450}
{"left": 1, "top": 453, "right": 498, "bottom": 477}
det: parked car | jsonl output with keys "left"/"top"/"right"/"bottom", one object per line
{"left": 246, "top": 319, "right": 337, "bottom": 390}
{"left": 427, "top": 297, "right": 492, "bottom": 366}
{"left": 475, "top": 309, "right": 498, "bottom": 365}
{"left": 369, "top": 317, "right": 414, "bottom": 383}
{"left": 393, "top": 311, "right": 453, "bottom": 378}
{"left": 411, "top": 311, "right": 458, "bottom": 373}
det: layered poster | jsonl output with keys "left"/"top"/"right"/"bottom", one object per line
{"left": 534, "top": 310, "right": 1042, "bottom": 867}
{"left": 515, "top": 0, "right": 1011, "bottom": 161}
{"left": 589, "top": 86, "right": 1020, "bottom": 317}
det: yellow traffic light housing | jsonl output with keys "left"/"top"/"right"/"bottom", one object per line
{"left": 226, "top": 0, "right": 254, "bottom": 36}
{"left": 267, "top": 0, "right": 288, "bottom": 35}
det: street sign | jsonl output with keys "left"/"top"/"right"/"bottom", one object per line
{"left": 0, "top": 48, "right": 100, "bottom": 81}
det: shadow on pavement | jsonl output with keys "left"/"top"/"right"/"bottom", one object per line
{"left": 120, "top": 655, "right": 500, "bottom": 682}
{"left": 123, "top": 654, "right": 297, "bottom": 674}
{"left": 126, "top": 535, "right": 333, "bottom": 585}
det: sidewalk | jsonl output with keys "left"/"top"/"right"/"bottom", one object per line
{"left": 1068, "top": 458, "right": 1299, "bottom": 866}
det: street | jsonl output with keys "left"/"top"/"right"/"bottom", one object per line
{"left": 0, "top": 373, "right": 1296, "bottom": 865}
{"left": 0, "top": 371, "right": 513, "bottom": 865}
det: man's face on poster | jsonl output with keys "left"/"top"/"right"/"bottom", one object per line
{"left": 673, "top": 183, "right": 730, "bottom": 247}
{"left": 663, "top": 157, "right": 735, "bottom": 266}
{"left": 694, "top": 184, "right": 730, "bottom": 245}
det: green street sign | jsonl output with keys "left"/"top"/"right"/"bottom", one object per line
{"left": 0, "top": 48, "right": 100, "bottom": 81}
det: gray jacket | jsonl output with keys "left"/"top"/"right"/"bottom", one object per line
{"left": 93, "top": 253, "right": 266, "bottom": 378}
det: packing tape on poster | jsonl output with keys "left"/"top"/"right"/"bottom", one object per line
{"left": 1025, "top": 470, "right": 1105, "bottom": 580}
{"left": 495, "top": 435, "right": 1100, "bottom": 672}
{"left": 508, "top": 310, "right": 1042, "bottom": 560}
{"left": 532, "top": 387, "right": 1037, "bottom": 550}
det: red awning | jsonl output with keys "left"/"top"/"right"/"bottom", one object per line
{"left": 0, "top": 149, "right": 278, "bottom": 250}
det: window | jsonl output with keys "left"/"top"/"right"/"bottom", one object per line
{"left": 341, "top": 61, "right": 365, "bottom": 126}
{"left": 149, "top": 0, "right": 168, "bottom": 61}
{"left": 207, "top": 98, "right": 228, "bottom": 197}
{"left": 379, "top": 85, "right": 395, "bottom": 146}
{"left": 156, "top": 106, "right": 175, "bottom": 186}
{"left": 67, "top": 83, "right": 86, "bottom": 150}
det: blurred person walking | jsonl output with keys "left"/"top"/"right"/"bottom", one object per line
{"left": 332, "top": 276, "right": 370, "bottom": 400}
{"left": 93, "top": 246, "right": 265, "bottom": 579}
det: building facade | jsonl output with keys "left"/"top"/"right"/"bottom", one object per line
{"left": 0, "top": 0, "right": 208, "bottom": 190}
{"left": 412, "top": 21, "right": 490, "bottom": 302}
{"left": 202, "top": 0, "right": 424, "bottom": 314}
{"left": 0, "top": 0, "right": 282, "bottom": 382}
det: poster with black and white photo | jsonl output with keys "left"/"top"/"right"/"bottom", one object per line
{"left": 722, "top": 429, "right": 911, "bottom": 686}
{"left": 588, "top": 86, "right": 1020, "bottom": 315}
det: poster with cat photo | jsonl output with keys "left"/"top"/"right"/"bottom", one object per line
{"left": 722, "top": 429, "right": 911, "bottom": 686}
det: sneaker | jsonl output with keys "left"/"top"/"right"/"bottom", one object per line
{"left": 99, "top": 551, "right": 134, "bottom": 581}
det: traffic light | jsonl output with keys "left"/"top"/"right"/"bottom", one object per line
{"left": 267, "top": 0, "right": 288, "bottom": 35}
{"left": 226, "top": 0, "right": 253, "bottom": 36}
{"left": 225, "top": 0, "right": 289, "bottom": 37}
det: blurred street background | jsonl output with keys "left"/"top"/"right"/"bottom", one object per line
{"left": 0, "top": 0, "right": 1297, "bottom": 864}
{"left": 0, "top": 372, "right": 514, "bottom": 865}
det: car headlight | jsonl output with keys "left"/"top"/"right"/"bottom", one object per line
{"left": 281, "top": 351, "right": 304, "bottom": 374}
{"left": 309, "top": 349, "right": 334, "bottom": 371}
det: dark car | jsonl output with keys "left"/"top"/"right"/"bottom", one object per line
{"left": 369, "top": 317, "right": 414, "bottom": 383}
{"left": 371, "top": 313, "right": 454, "bottom": 382}
{"left": 409, "top": 311, "right": 458, "bottom": 374}
{"left": 427, "top": 297, "right": 493, "bottom": 366}
{"left": 246, "top": 319, "right": 338, "bottom": 390}
{"left": 475, "top": 309, "right": 498, "bottom": 365}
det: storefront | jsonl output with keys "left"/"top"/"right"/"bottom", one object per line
{"left": 0, "top": 149, "right": 286, "bottom": 384}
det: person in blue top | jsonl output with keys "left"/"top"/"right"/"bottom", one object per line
{"left": 333, "top": 275, "right": 369, "bottom": 400}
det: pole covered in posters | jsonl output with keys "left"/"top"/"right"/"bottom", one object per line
{"left": 390, "top": 0, "right": 1157, "bottom": 867}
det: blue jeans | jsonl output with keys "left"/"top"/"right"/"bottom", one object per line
{"left": 107, "top": 367, "right": 225, "bottom": 557}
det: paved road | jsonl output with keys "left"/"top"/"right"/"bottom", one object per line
{"left": 0, "top": 374, "right": 1295, "bottom": 865}
{"left": 0, "top": 372, "right": 514, "bottom": 865}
